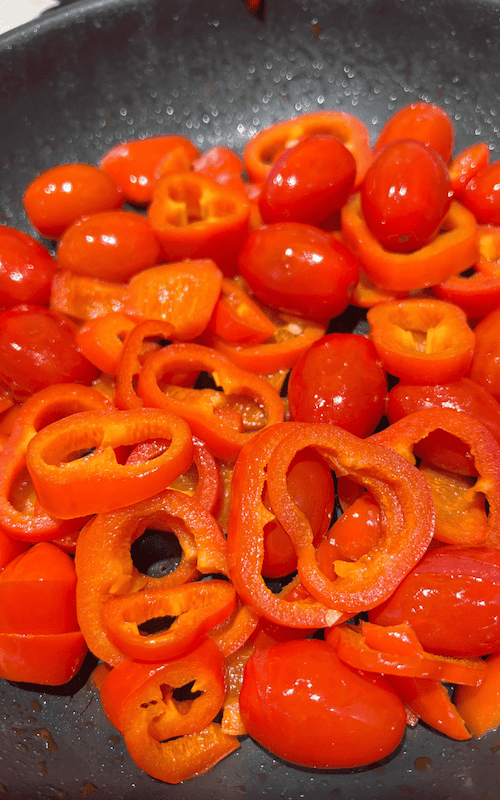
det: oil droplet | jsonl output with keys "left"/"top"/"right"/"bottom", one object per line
{"left": 81, "top": 782, "right": 97, "bottom": 797}
{"left": 33, "top": 728, "right": 57, "bottom": 753}
{"left": 415, "top": 756, "right": 433, "bottom": 771}
{"left": 31, "top": 700, "right": 41, "bottom": 713}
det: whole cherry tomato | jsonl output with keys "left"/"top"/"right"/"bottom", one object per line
{"left": 23, "top": 164, "right": 124, "bottom": 239}
{"left": 387, "top": 377, "right": 500, "bottom": 476}
{"left": 461, "top": 161, "right": 500, "bottom": 225}
{"left": 0, "top": 304, "right": 99, "bottom": 401}
{"left": 287, "top": 333, "right": 387, "bottom": 437}
{"left": 369, "top": 545, "right": 500, "bottom": 657}
{"left": 0, "top": 227, "right": 57, "bottom": 310}
{"left": 374, "top": 101, "right": 455, "bottom": 163}
{"left": 360, "top": 139, "right": 452, "bottom": 254}
{"left": 239, "top": 638, "right": 407, "bottom": 769}
{"left": 258, "top": 135, "right": 356, "bottom": 225}
{"left": 57, "top": 211, "right": 161, "bottom": 283}
{"left": 237, "top": 222, "right": 359, "bottom": 320}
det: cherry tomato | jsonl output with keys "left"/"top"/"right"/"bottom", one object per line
{"left": 360, "top": 139, "right": 452, "bottom": 254}
{"left": 258, "top": 135, "right": 356, "bottom": 225}
{"left": 461, "top": 161, "right": 500, "bottom": 224}
{"left": 387, "top": 378, "right": 500, "bottom": 476}
{"left": 369, "top": 545, "right": 500, "bottom": 657}
{"left": 0, "top": 304, "right": 99, "bottom": 401}
{"left": 23, "top": 164, "right": 124, "bottom": 239}
{"left": 287, "top": 333, "right": 387, "bottom": 436}
{"left": 0, "top": 227, "right": 57, "bottom": 310}
{"left": 237, "top": 222, "right": 359, "bottom": 320}
{"left": 468, "top": 304, "right": 500, "bottom": 402}
{"left": 374, "top": 101, "right": 455, "bottom": 163}
{"left": 57, "top": 211, "right": 161, "bottom": 283}
{"left": 0, "top": 542, "right": 79, "bottom": 635}
{"left": 262, "top": 446, "right": 335, "bottom": 578}
{"left": 239, "top": 638, "right": 407, "bottom": 769}
{"left": 100, "top": 135, "right": 200, "bottom": 206}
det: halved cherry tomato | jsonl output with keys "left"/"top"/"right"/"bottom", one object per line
{"left": 361, "top": 139, "right": 452, "bottom": 254}
{"left": 287, "top": 333, "right": 387, "bottom": 437}
{"left": 0, "top": 304, "right": 99, "bottom": 401}
{"left": 258, "top": 135, "right": 356, "bottom": 225}
{"left": 238, "top": 222, "right": 358, "bottom": 320}
{"left": 57, "top": 211, "right": 161, "bottom": 283}
{"left": 374, "top": 101, "right": 455, "bottom": 163}
{"left": 239, "top": 638, "right": 407, "bottom": 769}
{"left": 0, "top": 227, "right": 57, "bottom": 310}
{"left": 23, "top": 164, "right": 123, "bottom": 239}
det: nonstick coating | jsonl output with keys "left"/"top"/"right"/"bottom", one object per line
{"left": 1, "top": 0, "right": 500, "bottom": 797}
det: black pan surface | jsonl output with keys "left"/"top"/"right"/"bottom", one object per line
{"left": 1, "top": 0, "right": 500, "bottom": 797}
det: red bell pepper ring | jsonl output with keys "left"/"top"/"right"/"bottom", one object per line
{"left": 102, "top": 579, "right": 236, "bottom": 661}
{"left": 26, "top": 407, "right": 194, "bottom": 520}
{"left": 76, "top": 312, "right": 137, "bottom": 375}
{"left": 266, "top": 422, "right": 434, "bottom": 615}
{"left": 0, "top": 383, "right": 110, "bottom": 542}
{"left": 75, "top": 488, "right": 229, "bottom": 666}
{"left": 326, "top": 621, "right": 486, "bottom": 685}
{"left": 147, "top": 172, "right": 251, "bottom": 277}
{"left": 208, "top": 598, "right": 260, "bottom": 658}
{"left": 227, "top": 422, "right": 351, "bottom": 629}
{"left": 341, "top": 194, "right": 478, "bottom": 292}
{"left": 366, "top": 297, "right": 475, "bottom": 385}
{"left": 100, "top": 637, "right": 239, "bottom": 784}
{"left": 137, "top": 342, "right": 285, "bottom": 461}
{"left": 243, "top": 110, "right": 372, "bottom": 189}
{"left": 371, "top": 407, "right": 500, "bottom": 548}
{"left": 114, "top": 319, "right": 176, "bottom": 410}
{"left": 449, "top": 141, "right": 490, "bottom": 197}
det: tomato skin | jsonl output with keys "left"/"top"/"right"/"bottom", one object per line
{"left": 375, "top": 102, "right": 455, "bottom": 163}
{"left": 288, "top": 333, "right": 387, "bottom": 437}
{"left": 361, "top": 139, "right": 452, "bottom": 254}
{"left": 258, "top": 135, "right": 356, "bottom": 225}
{"left": 57, "top": 211, "right": 161, "bottom": 283}
{"left": 369, "top": 546, "right": 500, "bottom": 658}
{"left": 239, "top": 638, "right": 407, "bottom": 769}
{"left": 0, "top": 227, "right": 57, "bottom": 310}
{"left": 23, "top": 164, "right": 124, "bottom": 239}
{"left": 237, "top": 223, "right": 359, "bottom": 320}
{"left": 0, "top": 304, "right": 99, "bottom": 401}
{"left": 461, "top": 162, "right": 500, "bottom": 225}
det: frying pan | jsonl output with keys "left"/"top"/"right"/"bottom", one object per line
{"left": 1, "top": 0, "right": 500, "bottom": 797}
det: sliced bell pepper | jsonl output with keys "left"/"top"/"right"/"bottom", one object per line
{"left": 102, "top": 578, "right": 236, "bottom": 661}
{"left": 326, "top": 621, "right": 486, "bottom": 685}
{"left": 372, "top": 407, "right": 500, "bottom": 548}
{"left": 265, "top": 422, "right": 434, "bottom": 615}
{"left": 350, "top": 268, "right": 409, "bottom": 309}
{"left": 26, "top": 407, "right": 194, "bottom": 519}
{"left": 0, "top": 530, "right": 30, "bottom": 571}
{"left": 221, "top": 642, "right": 255, "bottom": 736}
{"left": 0, "top": 383, "right": 110, "bottom": 542}
{"left": 0, "top": 630, "right": 88, "bottom": 686}
{"left": 100, "top": 637, "right": 238, "bottom": 783}
{"left": 243, "top": 110, "right": 372, "bottom": 188}
{"left": 50, "top": 269, "right": 126, "bottom": 322}
{"left": 433, "top": 225, "right": 500, "bottom": 319}
{"left": 114, "top": 319, "right": 175, "bottom": 410}
{"left": 206, "top": 312, "right": 327, "bottom": 374}
{"left": 449, "top": 142, "right": 490, "bottom": 197}
{"left": 454, "top": 650, "right": 500, "bottom": 738}
{"left": 315, "top": 493, "right": 382, "bottom": 580}
{"left": 76, "top": 312, "right": 137, "bottom": 375}
{"left": 207, "top": 277, "right": 277, "bottom": 345}
{"left": 208, "top": 598, "right": 260, "bottom": 658}
{"left": 387, "top": 675, "right": 472, "bottom": 741}
{"left": 137, "top": 342, "right": 285, "bottom": 461}
{"left": 193, "top": 146, "right": 244, "bottom": 186}
{"left": 341, "top": 194, "right": 478, "bottom": 292}
{"left": 75, "top": 488, "right": 229, "bottom": 666}
{"left": 121, "top": 259, "right": 223, "bottom": 340}
{"left": 366, "top": 297, "right": 475, "bottom": 384}
{"left": 147, "top": 172, "right": 251, "bottom": 277}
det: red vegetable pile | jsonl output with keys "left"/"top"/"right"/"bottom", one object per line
{"left": 1, "top": 101, "right": 500, "bottom": 783}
